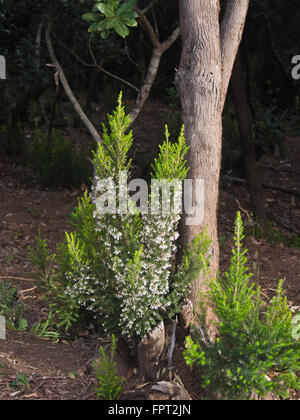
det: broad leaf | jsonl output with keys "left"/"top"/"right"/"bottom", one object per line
{"left": 82, "top": 12, "right": 100, "bottom": 22}
{"left": 114, "top": 20, "right": 129, "bottom": 38}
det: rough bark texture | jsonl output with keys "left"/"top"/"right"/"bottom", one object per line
{"left": 220, "top": 0, "right": 250, "bottom": 108}
{"left": 176, "top": 0, "right": 223, "bottom": 326}
{"left": 231, "top": 54, "right": 268, "bottom": 231}
{"left": 176, "top": 0, "right": 249, "bottom": 328}
{"left": 178, "top": 299, "right": 194, "bottom": 341}
{"left": 137, "top": 321, "right": 165, "bottom": 380}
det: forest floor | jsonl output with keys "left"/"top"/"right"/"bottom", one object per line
{"left": 0, "top": 101, "right": 299, "bottom": 400}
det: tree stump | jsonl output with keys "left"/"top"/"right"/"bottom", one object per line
{"left": 137, "top": 321, "right": 165, "bottom": 380}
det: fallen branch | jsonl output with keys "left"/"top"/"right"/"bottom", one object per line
{"left": 0, "top": 276, "right": 36, "bottom": 282}
{"left": 18, "top": 286, "right": 38, "bottom": 295}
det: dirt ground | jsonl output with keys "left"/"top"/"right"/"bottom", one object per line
{"left": 0, "top": 105, "right": 299, "bottom": 400}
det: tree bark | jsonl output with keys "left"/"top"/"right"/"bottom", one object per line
{"left": 176, "top": 0, "right": 249, "bottom": 328}
{"left": 231, "top": 53, "right": 268, "bottom": 232}
{"left": 176, "top": 0, "right": 222, "bottom": 329}
{"left": 137, "top": 321, "right": 165, "bottom": 380}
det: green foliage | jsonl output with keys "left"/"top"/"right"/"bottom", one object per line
{"left": 93, "top": 92, "right": 133, "bottom": 179}
{"left": 167, "top": 232, "right": 211, "bottom": 319}
{"left": 184, "top": 212, "right": 300, "bottom": 400}
{"left": 83, "top": 0, "right": 138, "bottom": 39}
{"left": 93, "top": 334, "right": 125, "bottom": 400}
{"left": 28, "top": 230, "right": 53, "bottom": 275}
{"left": 254, "top": 106, "right": 300, "bottom": 157}
{"left": 246, "top": 220, "right": 300, "bottom": 249}
{"left": 31, "top": 310, "right": 60, "bottom": 341}
{"left": 29, "top": 94, "right": 210, "bottom": 346}
{"left": 10, "top": 374, "right": 29, "bottom": 392}
{"left": 0, "top": 279, "right": 27, "bottom": 331}
{"left": 29, "top": 232, "right": 81, "bottom": 333}
{"left": 151, "top": 125, "right": 189, "bottom": 182}
{"left": 26, "top": 129, "right": 92, "bottom": 188}
{"left": 26, "top": 101, "right": 46, "bottom": 129}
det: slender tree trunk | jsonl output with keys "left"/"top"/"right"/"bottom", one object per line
{"left": 231, "top": 54, "right": 268, "bottom": 232}
{"left": 176, "top": 1, "right": 222, "bottom": 328}
{"left": 176, "top": 0, "right": 249, "bottom": 329}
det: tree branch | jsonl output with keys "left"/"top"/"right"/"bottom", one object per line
{"left": 161, "top": 27, "right": 181, "bottom": 52}
{"left": 134, "top": 5, "right": 160, "bottom": 48}
{"left": 129, "top": 6, "right": 180, "bottom": 125}
{"left": 129, "top": 47, "right": 163, "bottom": 123}
{"left": 46, "top": 4, "right": 179, "bottom": 137}
{"left": 88, "top": 38, "right": 139, "bottom": 92}
{"left": 141, "top": 0, "right": 160, "bottom": 15}
{"left": 220, "top": 0, "right": 249, "bottom": 109}
{"left": 34, "top": 22, "right": 43, "bottom": 70}
{"left": 45, "top": 21, "right": 101, "bottom": 144}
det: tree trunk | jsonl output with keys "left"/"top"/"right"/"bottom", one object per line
{"left": 176, "top": 0, "right": 222, "bottom": 328}
{"left": 176, "top": 0, "right": 249, "bottom": 330}
{"left": 231, "top": 53, "right": 268, "bottom": 232}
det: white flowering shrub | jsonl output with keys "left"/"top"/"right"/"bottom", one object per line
{"left": 31, "top": 94, "right": 210, "bottom": 345}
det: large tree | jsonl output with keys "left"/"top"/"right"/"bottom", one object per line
{"left": 176, "top": 0, "right": 250, "bottom": 324}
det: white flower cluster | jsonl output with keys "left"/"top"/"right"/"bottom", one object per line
{"left": 63, "top": 174, "right": 183, "bottom": 343}
{"left": 65, "top": 265, "right": 99, "bottom": 312}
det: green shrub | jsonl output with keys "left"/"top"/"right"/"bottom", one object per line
{"left": 246, "top": 221, "right": 300, "bottom": 249}
{"left": 93, "top": 334, "right": 125, "bottom": 400}
{"left": 26, "top": 100, "right": 46, "bottom": 129}
{"left": 31, "top": 310, "right": 60, "bottom": 341}
{"left": 10, "top": 374, "right": 29, "bottom": 392}
{"left": 184, "top": 212, "right": 300, "bottom": 400}
{"left": 29, "top": 93, "right": 210, "bottom": 346}
{"left": 26, "top": 129, "right": 92, "bottom": 188}
{"left": 254, "top": 106, "right": 300, "bottom": 157}
{"left": 0, "top": 279, "right": 27, "bottom": 331}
